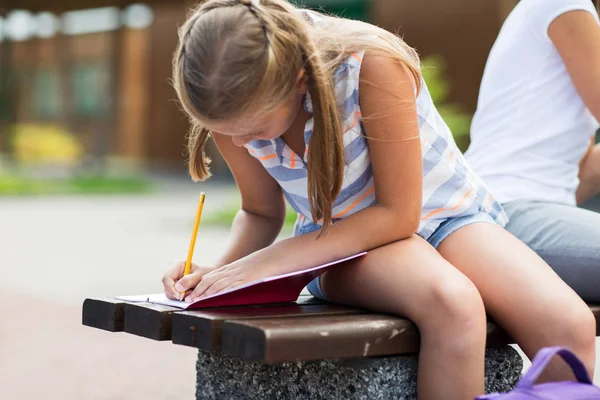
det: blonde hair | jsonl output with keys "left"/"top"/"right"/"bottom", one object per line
{"left": 173, "top": 0, "right": 421, "bottom": 232}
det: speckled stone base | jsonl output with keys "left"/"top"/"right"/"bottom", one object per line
{"left": 195, "top": 346, "right": 523, "bottom": 400}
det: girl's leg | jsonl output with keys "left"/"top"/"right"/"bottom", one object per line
{"left": 437, "top": 221, "right": 596, "bottom": 380}
{"left": 321, "top": 235, "right": 488, "bottom": 400}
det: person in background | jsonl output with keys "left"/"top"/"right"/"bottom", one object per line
{"left": 466, "top": 0, "right": 600, "bottom": 301}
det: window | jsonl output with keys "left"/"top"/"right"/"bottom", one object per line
{"left": 0, "top": 68, "right": 16, "bottom": 121}
{"left": 71, "top": 63, "right": 110, "bottom": 117}
{"left": 34, "top": 68, "right": 61, "bottom": 118}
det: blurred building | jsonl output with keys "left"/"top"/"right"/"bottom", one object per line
{"left": 0, "top": 1, "right": 187, "bottom": 174}
{"left": 0, "top": 0, "right": 518, "bottom": 176}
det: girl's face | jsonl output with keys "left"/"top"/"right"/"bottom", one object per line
{"left": 203, "top": 74, "right": 309, "bottom": 147}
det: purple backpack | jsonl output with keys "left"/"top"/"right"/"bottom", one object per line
{"left": 477, "top": 347, "right": 600, "bottom": 399}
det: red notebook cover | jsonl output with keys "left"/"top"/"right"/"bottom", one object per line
{"left": 117, "top": 252, "right": 366, "bottom": 309}
{"left": 183, "top": 252, "right": 367, "bottom": 308}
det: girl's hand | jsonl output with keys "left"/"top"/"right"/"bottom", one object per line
{"left": 184, "top": 261, "right": 276, "bottom": 302}
{"left": 162, "top": 261, "right": 215, "bottom": 301}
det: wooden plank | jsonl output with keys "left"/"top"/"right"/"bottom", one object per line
{"left": 83, "top": 298, "right": 600, "bottom": 361}
{"left": 82, "top": 298, "right": 126, "bottom": 332}
{"left": 223, "top": 306, "right": 600, "bottom": 363}
{"left": 221, "top": 315, "right": 521, "bottom": 363}
{"left": 123, "top": 302, "right": 181, "bottom": 341}
{"left": 122, "top": 295, "right": 326, "bottom": 342}
{"left": 79, "top": 293, "right": 320, "bottom": 337}
{"left": 171, "top": 300, "right": 361, "bottom": 350}
{"left": 222, "top": 314, "right": 420, "bottom": 363}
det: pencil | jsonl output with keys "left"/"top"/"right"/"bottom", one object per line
{"left": 179, "top": 192, "right": 206, "bottom": 300}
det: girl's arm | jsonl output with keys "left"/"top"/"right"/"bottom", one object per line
{"left": 166, "top": 133, "right": 286, "bottom": 300}
{"left": 549, "top": 10, "right": 600, "bottom": 121}
{"left": 577, "top": 138, "right": 600, "bottom": 204}
{"left": 188, "top": 53, "right": 423, "bottom": 300}
{"left": 211, "top": 132, "right": 287, "bottom": 266}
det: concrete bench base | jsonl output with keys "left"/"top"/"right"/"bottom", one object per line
{"left": 195, "top": 345, "right": 523, "bottom": 400}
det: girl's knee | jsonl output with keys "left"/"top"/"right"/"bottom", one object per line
{"left": 542, "top": 300, "right": 597, "bottom": 372}
{"left": 419, "top": 278, "right": 486, "bottom": 339}
{"left": 558, "top": 303, "right": 596, "bottom": 351}
{"left": 562, "top": 303, "right": 596, "bottom": 373}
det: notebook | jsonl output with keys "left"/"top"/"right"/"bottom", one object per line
{"left": 116, "top": 252, "right": 366, "bottom": 309}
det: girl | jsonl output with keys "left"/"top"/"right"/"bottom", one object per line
{"left": 466, "top": 0, "right": 600, "bottom": 302}
{"left": 163, "top": 1, "right": 595, "bottom": 398}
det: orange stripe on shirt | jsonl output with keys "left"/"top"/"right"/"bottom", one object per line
{"left": 333, "top": 186, "right": 375, "bottom": 218}
{"left": 421, "top": 187, "right": 474, "bottom": 220}
{"left": 446, "top": 152, "right": 454, "bottom": 163}
{"left": 343, "top": 111, "right": 362, "bottom": 134}
{"left": 351, "top": 53, "right": 363, "bottom": 63}
{"left": 290, "top": 155, "right": 296, "bottom": 168}
{"left": 483, "top": 193, "right": 493, "bottom": 211}
{"left": 259, "top": 153, "right": 277, "bottom": 161}
{"left": 299, "top": 213, "right": 321, "bottom": 223}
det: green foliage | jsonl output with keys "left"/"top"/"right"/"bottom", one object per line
{"left": 204, "top": 201, "right": 298, "bottom": 230}
{"left": 1, "top": 123, "right": 151, "bottom": 196}
{"left": 0, "top": 173, "right": 152, "bottom": 196}
{"left": 421, "top": 55, "right": 473, "bottom": 151}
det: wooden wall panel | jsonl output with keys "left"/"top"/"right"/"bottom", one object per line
{"left": 147, "top": 3, "right": 189, "bottom": 169}
{"left": 371, "top": 0, "right": 510, "bottom": 113}
{"left": 116, "top": 28, "right": 150, "bottom": 159}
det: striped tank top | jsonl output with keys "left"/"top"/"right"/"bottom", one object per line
{"left": 245, "top": 52, "right": 508, "bottom": 239}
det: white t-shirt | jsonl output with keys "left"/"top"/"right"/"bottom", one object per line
{"left": 465, "top": 0, "right": 600, "bottom": 205}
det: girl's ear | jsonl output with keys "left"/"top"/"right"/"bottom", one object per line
{"left": 295, "top": 69, "right": 309, "bottom": 94}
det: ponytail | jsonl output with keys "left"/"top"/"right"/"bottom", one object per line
{"left": 188, "top": 123, "right": 212, "bottom": 181}
{"left": 303, "top": 51, "right": 345, "bottom": 235}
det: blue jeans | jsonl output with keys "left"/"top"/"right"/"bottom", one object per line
{"left": 502, "top": 200, "right": 600, "bottom": 303}
{"left": 304, "top": 212, "right": 497, "bottom": 301}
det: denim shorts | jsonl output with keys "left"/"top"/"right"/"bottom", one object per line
{"left": 305, "top": 212, "right": 497, "bottom": 301}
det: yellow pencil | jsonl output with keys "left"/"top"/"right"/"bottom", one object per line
{"left": 179, "top": 192, "right": 206, "bottom": 300}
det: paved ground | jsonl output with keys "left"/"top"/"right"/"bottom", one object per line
{"left": 1, "top": 180, "right": 599, "bottom": 399}
{"left": 0, "top": 181, "right": 235, "bottom": 400}
{"left": 0, "top": 290, "right": 197, "bottom": 400}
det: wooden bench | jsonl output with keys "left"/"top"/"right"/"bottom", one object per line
{"left": 82, "top": 295, "right": 600, "bottom": 399}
